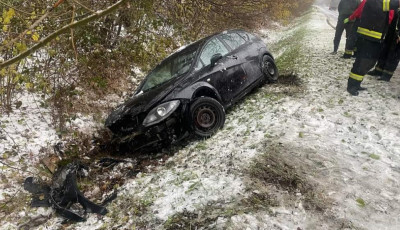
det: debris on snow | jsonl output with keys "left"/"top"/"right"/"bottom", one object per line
{"left": 24, "top": 163, "right": 109, "bottom": 222}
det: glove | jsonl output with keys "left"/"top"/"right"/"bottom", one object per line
{"left": 343, "top": 18, "right": 349, "bottom": 24}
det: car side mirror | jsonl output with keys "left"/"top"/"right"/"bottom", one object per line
{"left": 210, "top": 53, "right": 223, "bottom": 67}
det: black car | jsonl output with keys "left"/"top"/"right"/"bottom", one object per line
{"left": 105, "top": 29, "right": 278, "bottom": 150}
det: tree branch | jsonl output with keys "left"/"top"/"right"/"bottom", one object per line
{"left": 0, "top": 0, "right": 129, "bottom": 69}
{"left": 70, "top": 4, "right": 78, "bottom": 63}
{"left": 0, "top": 0, "right": 31, "bottom": 15}
{"left": 1, "top": 0, "right": 67, "bottom": 54}
{"left": 71, "top": 0, "right": 96, "bottom": 13}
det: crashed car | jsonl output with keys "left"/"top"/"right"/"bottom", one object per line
{"left": 105, "top": 29, "right": 278, "bottom": 150}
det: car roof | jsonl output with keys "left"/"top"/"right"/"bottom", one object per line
{"left": 207, "top": 29, "right": 250, "bottom": 38}
{"left": 153, "top": 29, "right": 252, "bottom": 68}
{"left": 172, "top": 29, "right": 250, "bottom": 53}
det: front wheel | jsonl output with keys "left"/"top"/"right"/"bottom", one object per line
{"left": 262, "top": 55, "right": 279, "bottom": 83}
{"left": 190, "top": 97, "right": 225, "bottom": 138}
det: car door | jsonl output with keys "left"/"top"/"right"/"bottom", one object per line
{"left": 230, "top": 31, "right": 264, "bottom": 87}
{"left": 219, "top": 32, "right": 258, "bottom": 93}
{"left": 196, "top": 37, "right": 248, "bottom": 104}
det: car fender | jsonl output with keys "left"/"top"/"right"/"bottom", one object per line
{"left": 163, "top": 82, "right": 222, "bottom": 129}
{"left": 258, "top": 47, "right": 274, "bottom": 61}
{"left": 174, "top": 82, "right": 222, "bottom": 103}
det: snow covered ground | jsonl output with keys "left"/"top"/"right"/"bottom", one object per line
{"left": 0, "top": 93, "right": 58, "bottom": 194}
{"left": 2, "top": 6, "right": 400, "bottom": 230}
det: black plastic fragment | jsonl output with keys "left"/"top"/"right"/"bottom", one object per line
{"left": 98, "top": 157, "right": 126, "bottom": 168}
{"left": 24, "top": 177, "right": 51, "bottom": 207}
{"left": 101, "top": 190, "right": 118, "bottom": 206}
{"left": 24, "top": 162, "right": 111, "bottom": 222}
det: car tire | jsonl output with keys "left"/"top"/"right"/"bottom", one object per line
{"left": 190, "top": 97, "right": 225, "bottom": 137}
{"left": 262, "top": 55, "right": 279, "bottom": 83}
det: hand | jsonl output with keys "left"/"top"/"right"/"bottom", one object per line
{"left": 344, "top": 18, "right": 349, "bottom": 24}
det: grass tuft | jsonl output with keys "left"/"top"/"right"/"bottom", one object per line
{"left": 356, "top": 198, "right": 366, "bottom": 207}
{"left": 369, "top": 154, "right": 380, "bottom": 160}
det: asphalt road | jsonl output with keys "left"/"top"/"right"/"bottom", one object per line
{"left": 314, "top": 0, "right": 339, "bottom": 29}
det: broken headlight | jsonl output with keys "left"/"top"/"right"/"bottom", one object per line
{"left": 143, "top": 100, "right": 180, "bottom": 127}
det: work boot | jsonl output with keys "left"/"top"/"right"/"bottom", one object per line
{"left": 331, "top": 51, "right": 337, "bottom": 55}
{"left": 367, "top": 69, "right": 382, "bottom": 76}
{"left": 347, "top": 77, "right": 362, "bottom": 96}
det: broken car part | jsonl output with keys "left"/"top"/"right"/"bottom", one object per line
{"left": 24, "top": 163, "right": 109, "bottom": 222}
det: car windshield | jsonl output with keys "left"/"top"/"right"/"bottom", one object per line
{"left": 140, "top": 44, "right": 199, "bottom": 92}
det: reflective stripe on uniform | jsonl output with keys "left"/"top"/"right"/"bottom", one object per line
{"left": 350, "top": 72, "right": 364, "bottom": 81}
{"left": 383, "top": 0, "right": 390, "bottom": 11}
{"left": 345, "top": 50, "right": 353, "bottom": 55}
{"left": 383, "top": 69, "right": 394, "bottom": 75}
{"left": 375, "top": 66, "right": 383, "bottom": 72}
{"left": 357, "top": 27, "right": 383, "bottom": 39}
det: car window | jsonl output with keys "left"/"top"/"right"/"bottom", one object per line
{"left": 143, "top": 62, "right": 172, "bottom": 90}
{"left": 194, "top": 59, "right": 203, "bottom": 71}
{"left": 140, "top": 44, "right": 199, "bottom": 92}
{"left": 199, "top": 38, "right": 229, "bottom": 67}
{"left": 237, "top": 31, "right": 250, "bottom": 42}
{"left": 247, "top": 32, "right": 257, "bottom": 40}
{"left": 220, "top": 33, "right": 246, "bottom": 50}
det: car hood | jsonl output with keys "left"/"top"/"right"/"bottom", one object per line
{"left": 105, "top": 77, "right": 181, "bottom": 128}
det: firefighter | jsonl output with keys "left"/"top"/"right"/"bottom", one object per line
{"left": 332, "top": 0, "right": 361, "bottom": 56}
{"left": 367, "top": 10, "right": 400, "bottom": 81}
{"left": 344, "top": 0, "right": 395, "bottom": 58}
{"left": 347, "top": 0, "right": 400, "bottom": 96}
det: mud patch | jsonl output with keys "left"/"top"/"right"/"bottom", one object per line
{"left": 277, "top": 73, "right": 302, "bottom": 86}
{"left": 163, "top": 209, "right": 215, "bottom": 230}
{"left": 239, "top": 141, "right": 359, "bottom": 229}
{"left": 248, "top": 142, "right": 327, "bottom": 212}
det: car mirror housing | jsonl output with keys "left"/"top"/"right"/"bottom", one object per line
{"left": 210, "top": 53, "right": 223, "bottom": 67}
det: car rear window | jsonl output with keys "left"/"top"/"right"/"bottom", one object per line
{"left": 220, "top": 33, "right": 246, "bottom": 50}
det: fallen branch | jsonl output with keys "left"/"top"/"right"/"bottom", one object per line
{"left": 18, "top": 214, "right": 52, "bottom": 229}
{"left": 70, "top": 4, "right": 78, "bottom": 63}
{"left": 0, "top": 159, "right": 35, "bottom": 175}
{"left": 0, "top": 188, "right": 21, "bottom": 210}
{"left": 0, "top": 122, "right": 18, "bottom": 150}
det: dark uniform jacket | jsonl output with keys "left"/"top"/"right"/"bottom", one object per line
{"left": 338, "top": 0, "right": 361, "bottom": 17}
{"left": 358, "top": 0, "right": 400, "bottom": 41}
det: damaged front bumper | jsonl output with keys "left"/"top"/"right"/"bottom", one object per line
{"left": 117, "top": 116, "right": 182, "bottom": 152}
{"left": 113, "top": 101, "right": 190, "bottom": 152}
